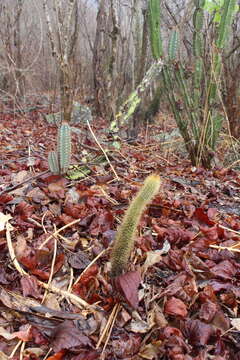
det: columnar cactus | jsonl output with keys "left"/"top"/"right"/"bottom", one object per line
{"left": 48, "top": 122, "right": 72, "bottom": 175}
{"left": 110, "top": 174, "right": 161, "bottom": 278}
{"left": 147, "top": 0, "right": 237, "bottom": 168}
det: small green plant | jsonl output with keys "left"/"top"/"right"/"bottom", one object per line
{"left": 48, "top": 122, "right": 72, "bottom": 175}
{"left": 110, "top": 174, "right": 161, "bottom": 278}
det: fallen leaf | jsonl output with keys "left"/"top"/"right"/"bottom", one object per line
{"left": 21, "top": 275, "right": 42, "bottom": 299}
{"left": 164, "top": 297, "right": 188, "bottom": 318}
{"left": 142, "top": 241, "right": 170, "bottom": 273}
{"left": 182, "top": 319, "right": 215, "bottom": 346}
{"left": 114, "top": 271, "right": 141, "bottom": 309}
{"left": 138, "top": 340, "right": 162, "bottom": 359}
{"left": 199, "top": 300, "right": 218, "bottom": 322}
{"left": 0, "top": 324, "right": 31, "bottom": 341}
{"left": 111, "top": 333, "right": 142, "bottom": 358}
{"left": 127, "top": 318, "right": 149, "bottom": 333}
{"left": 51, "top": 320, "right": 92, "bottom": 352}
{"left": 211, "top": 260, "right": 238, "bottom": 280}
{"left": 68, "top": 251, "right": 91, "bottom": 270}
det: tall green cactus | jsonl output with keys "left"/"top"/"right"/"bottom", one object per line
{"left": 148, "top": 0, "right": 163, "bottom": 59}
{"left": 48, "top": 122, "right": 72, "bottom": 175}
{"left": 148, "top": 0, "right": 237, "bottom": 168}
{"left": 110, "top": 174, "right": 161, "bottom": 278}
{"left": 216, "top": 0, "right": 237, "bottom": 48}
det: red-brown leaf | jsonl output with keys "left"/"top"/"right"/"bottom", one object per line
{"left": 164, "top": 297, "right": 188, "bottom": 318}
{"left": 114, "top": 271, "right": 141, "bottom": 309}
{"left": 51, "top": 320, "right": 92, "bottom": 352}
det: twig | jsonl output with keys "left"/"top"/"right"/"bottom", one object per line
{"left": 96, "top": 303, "right": 121, "bottom": 349}
{"left": 210, "top": 244, "right": 240, "bottom": 253}
{"left": 218, "top": 224, "right": 240, "bottom": 237}
{"left": 0, "top": 170, "right": 49, "bottom": 196}
{"left": 42, "top": 227, "right": 58, "bottom": 303}
{"left": 73, "top": 248, "right": 108, "bottom": 286}
{"left": 5, "top": 221, "right": 97, "bottom": 311}
{"left": 38, "top": 218, "right": 81, "bottom": 249}
{"left": 86, "top": 120, "right": 119, "bottom": 181}
{"left": 101, "top": 303, "right": 121, "bottom": 356}
{"left": 9, "top": 340, "right": 22, "bottom": 359}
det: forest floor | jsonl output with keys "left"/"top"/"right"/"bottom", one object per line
{"left": 0, "top": 106, "right": 240, "bottom": 360}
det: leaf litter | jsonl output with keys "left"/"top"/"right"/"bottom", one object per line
{"left": 0, "top": 112, "right": 240, "bottom": 359}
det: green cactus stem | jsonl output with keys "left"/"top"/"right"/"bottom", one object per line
{"left": 148, "top": 0, "right": 163, "bottom": 59}
{"left": 216, "top": 0, "right": 237, "bottom": 49}
{"left": 48, "top": 151, "right": 60, "bottom": 175}
{"left": 58, "top": 122, "right": 72, "bottom": 174}
{"left": 168, "top": 29, "right": 179, "bottom": 61}
{"left": 110, "top": 174, "right": 161, "bottom": 278}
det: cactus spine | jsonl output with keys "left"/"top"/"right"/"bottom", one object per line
{"left": 110, "top": 174, "right": 161, "bottom": 278}
{"left": 48, "top": 122, "right": 72, "bottom": 175}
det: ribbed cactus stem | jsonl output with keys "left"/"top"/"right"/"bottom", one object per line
{"left": 58, "top": 122, "right": 72, "bottom": 174}
{"left": 148, "top": 0, "right": 163, "bottom": 59}
{"left": 110, "top": 174, "right": 161, "bottom": 278}
{"left": 48, "top": 151, "right": 60, "bottom": 174}
{"left": 168, "top": 29, "right": 179, "bottom": 61}
{"left": 216, "top": 0, "right": 237, "bottom": 49}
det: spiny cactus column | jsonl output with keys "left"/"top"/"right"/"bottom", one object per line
{"left": 48, "top": 122, "right": 72, "bottom": 175}
{"left": 58, "top": 122, "right": 72, "bottom": 174}
{"left": 110, "top": 174, "right": 161, "bottom": 278}
{"left": 48, "top": 151, "right": 60, "bottom": 175}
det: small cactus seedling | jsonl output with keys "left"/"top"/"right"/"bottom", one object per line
{"left": 110, "top": 174, "right": 161, "bottom": 278}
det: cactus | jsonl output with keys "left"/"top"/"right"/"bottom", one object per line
{"left": 168, "top": 29, "right": 179, "bottom": 61}
{"left": 48, "top": 151, "right": 60, "bottom": 174}
{"left": 110, "top": 174, "right": 161, "bottom": 278}
{"left": 148, "top": 0, "right": 237, "bottom": 168}
{"left": 48, "top": 122, "right": 72, "bottom": 175}
{"left": 193, "top": 7, "right": 204, "bottom": 31}
{"left": 148, "top": 0, "right": 163, "bottom": 59}
{"left": 58, "top": 122, "right": 72, "bottom": 174}
{"left": 216, "top": 0, "right": 236, "bottom": 49}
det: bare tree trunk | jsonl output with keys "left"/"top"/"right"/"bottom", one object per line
{"left": 42, "top": 0, "right": 77, "bottom": 124}
{"left": 92, "top": 0, "right": 120, "bottom": 121}
{"left": 0, "top": 0, "right": 25, "bottom": 99}
{"left": 92, "top": 0, "right": 108, "bottom": 118}
{"left": 15, "top": 0, "right": 25, "bottom": 99}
